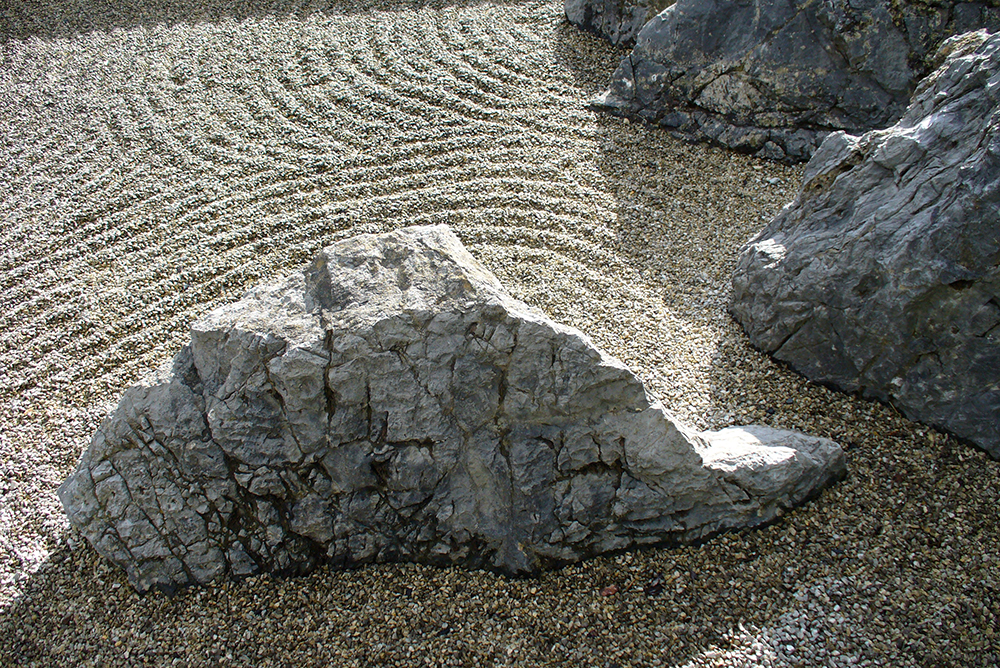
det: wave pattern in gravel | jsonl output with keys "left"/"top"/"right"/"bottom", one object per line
{"left": 1, "top": 1, "right": 998, "bottom": 667}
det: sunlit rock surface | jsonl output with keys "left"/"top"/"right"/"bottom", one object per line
{"left": 61, "top": 225, "right": 845, "bottom": 592}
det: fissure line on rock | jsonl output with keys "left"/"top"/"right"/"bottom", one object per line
{"left": 718, "top": 473, "right": 760, "bottom": 509}
{"left": 219, "top": 448, "right": 272, "bottom": 566}
{"left": 264, "top": 362, "right": 306, "bottom": 462}
{"left": 108, "top": 458, "right": 198, "bottom": 586}
{"left": 772, "top": 316, "right": 810, "bottom": 358}
{"left": 323, "top": 328, "right": 336, "bottom": 430}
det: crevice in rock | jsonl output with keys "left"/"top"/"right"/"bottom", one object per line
{"left": 771, "top": 317, "right": 809, "bottom": 358}
{"left": 109, "top": 458, "right": 197, "bottom": 586}
{"left": 61, "top": 225, "right": 847, "bottom": 592}
{"left": 323, "top": 329, "right": 336, "bottom": 430}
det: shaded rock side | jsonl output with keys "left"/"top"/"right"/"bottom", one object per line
{"left": 592, "top": 0, "right": 1000, "bottom": 162}
{"left": 565, "top": 0, "right": 675, "bottom": 47}
{"left": 731, "top": 31, "right": 1000, "bottom": 456}
{"left": 60, "top": 225, "right": 846, "bottom": 593}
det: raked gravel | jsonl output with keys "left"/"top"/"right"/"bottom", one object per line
{"left": 1, "top": 1, "right": 998, "bottom": 666}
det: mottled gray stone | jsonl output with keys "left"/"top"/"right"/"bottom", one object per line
{"left": 60, "top": 225, "right": 846, "bottom": 592}
{"left": 731, "top": 31, "right": 1000, "bottom": 457}
{"left": 564, "top": 0, "right": 674, "bottom": 47}
{"left": 591, "top": 0, "right": 1000, "bottom": 162}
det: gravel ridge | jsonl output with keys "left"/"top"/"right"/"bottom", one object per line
{"left": 1, "top": 1, "right": 998, "bottom": 666}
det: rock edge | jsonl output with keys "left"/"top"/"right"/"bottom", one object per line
{"left": 731, "top": 31, "right": 1000, "bottom": 457}
{"left": 61, "top": 225, "right": 846, "bottom": 592}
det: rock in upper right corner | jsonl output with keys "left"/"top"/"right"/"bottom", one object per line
{"left": 730, "top": 30, "right": 1000, "bottom": 457}
{"left": 564, "top": 0, "right": 675, "bottom": 47}
{"left": 591, "top": 0, "right": 1000, "bottom": 162}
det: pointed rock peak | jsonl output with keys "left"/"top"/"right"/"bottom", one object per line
{"left": 302, "top": 225, "right": 509, "bottom": 318}
{"left": 60, "top": 224, "right": 845, "bottom": 593}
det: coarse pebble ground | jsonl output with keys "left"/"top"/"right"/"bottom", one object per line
{"left": 1, "top": 1, "right": 998, "bottom": 666}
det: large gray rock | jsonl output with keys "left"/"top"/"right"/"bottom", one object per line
{"left": 565, "top": 0, "right": 674, "bottom": 47}
{"left": 592, "top": 0, "right": 1000, "bottom": 162}
{"left": 731, "top": 31, "right": 1000, "bottom": 457}
{"left": 60, "top": 225, "right": 845, "bottom": 593}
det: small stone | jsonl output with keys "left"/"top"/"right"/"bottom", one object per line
{"left": 643, "top": 573, "right": 664, "bottom": 597}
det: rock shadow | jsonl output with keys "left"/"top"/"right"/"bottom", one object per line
{"left": 548, "top": 23, "right": 1000, "bottom": 667}
{"left": 551, "top": 16, "right": 807, "bottom": 426}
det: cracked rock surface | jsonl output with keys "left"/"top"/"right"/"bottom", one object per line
{"left": 59, "top": 225, "right": 845, "bottom": 593}
{"left": 564, "top": 0, "right": 675, "bottom": 47}
{"left": 731, "top": 31, "right": 1000, "bottom": 458}
{"left": 591, "top": 0, "right": 1000, "bottom": 162}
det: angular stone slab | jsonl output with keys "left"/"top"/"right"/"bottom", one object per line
{"left": 731, "top": 32, "right": 1000, "bottom": 456}
{"left": 60, "top": 225, "right": 845, "bottom": 592}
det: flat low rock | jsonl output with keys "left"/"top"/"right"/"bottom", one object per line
{"left": 60, "top": 225, "right": 845, "bottom": 592}
{"left": 731, "top": 32, "right": 1000, "bottom": 457}
{"left": 591, "top": 0, "right": 1000, "bottom": 162}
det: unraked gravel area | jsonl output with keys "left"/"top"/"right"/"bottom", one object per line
{"left": 1, "top": 1, "right": 998, "bottom": 666}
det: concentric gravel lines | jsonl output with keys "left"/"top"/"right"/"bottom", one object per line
{"left": 3, "top": 2, "right": 999, "bottom": 667}
{"left": 369, "top": 25, "right": 515, "bottom": 117}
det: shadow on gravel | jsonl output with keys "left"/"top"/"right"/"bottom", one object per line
{"left": 5, "top": 9, "right": 998, "bottom": 668}
{"left": 0, "top": 536, "right": 116, "bottom": 665}
{"left": 0, "top": 529, "right": 800, "bottom": 668}
{"left": 0, "top": 0, "right": 529, "bottom": 43}
{"left": 550, "top": 15, "right": 806, "bottom": 417}
{"left": 551, "top": 20, "right": 1000, "bottom": 668}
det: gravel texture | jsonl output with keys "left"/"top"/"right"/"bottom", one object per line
{"left": 1, "top": 1, "right": 998, "bottom": 666}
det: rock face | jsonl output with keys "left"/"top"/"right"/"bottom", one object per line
{"left": 592, "top": 0, "right": 1000, "bottom": 162}
{"left": 60, "top": 225, "right": 846, "bottom": 593}
{"left": 731, "top": 32, "right": 1000, "bottom": 457}
{"left": 565, "top": 0, "right": 674, "bottom": 47}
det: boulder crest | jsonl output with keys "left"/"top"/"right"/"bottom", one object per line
{"left": 591, "top": 0, "right": 1000, "bottom": 162}
{"left": 60, "top": 225, "right": 846, "bottom": 593}
{"left": 564, "top": 0, "right": 675, "bottom": 47}
{"left": 731, "top": 32, "right": 1000, "bottom": 457}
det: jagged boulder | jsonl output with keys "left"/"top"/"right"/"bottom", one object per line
{"left": 731, "top": 31, "right": 1000, "bottom": 457}
{"left": 60, "top": 225, "right": 846, "bottom": 593}
{"left": 591, "top": 0, "right": 1000, "bottom": 162}
{"left": 565, "top": 0, "right": 674, "bottom": 47}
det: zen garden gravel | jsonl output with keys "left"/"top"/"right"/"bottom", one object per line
{"left": 1, "top": 1, "right": 998, "bottom": 666}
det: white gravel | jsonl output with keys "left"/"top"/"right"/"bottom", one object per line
{"left": 1, "top": 1, "right": 998, "bottom": 666}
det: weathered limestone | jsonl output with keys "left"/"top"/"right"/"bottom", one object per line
{"left": 565, "top": 0, "right": 674, "bottom": 47}
{"left": 591, "top": 0, "right": 1000, "bottom": 162}
{"left": 60, "top": 225, "right": 846, "bottom": 592}
{"left": 731, "top": 31, "right": 1000, "bottom": 457}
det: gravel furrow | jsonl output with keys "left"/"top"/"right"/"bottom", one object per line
{"left": 1, "top": 1, "right": 997, "bottom": 666}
